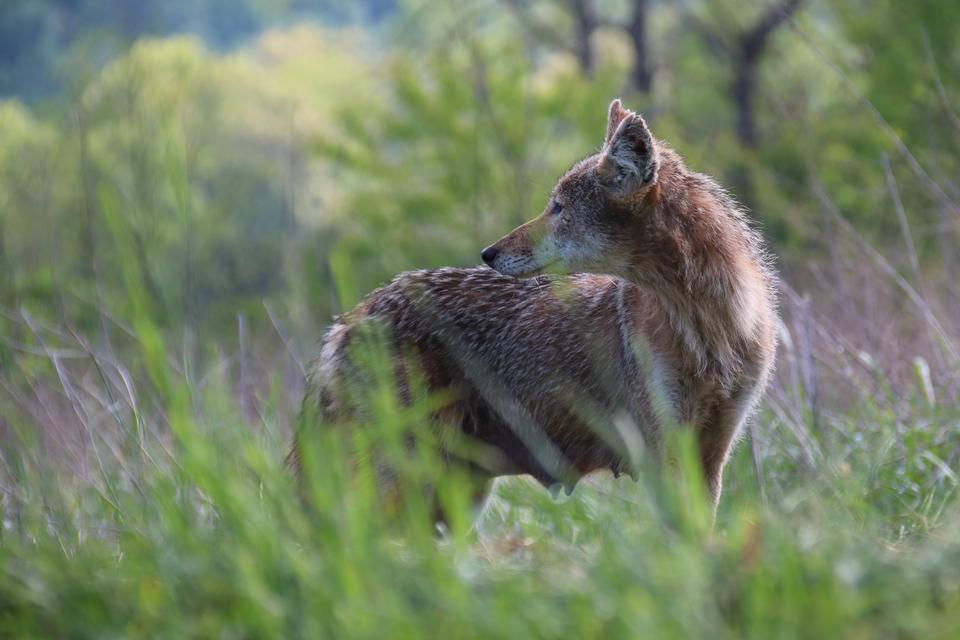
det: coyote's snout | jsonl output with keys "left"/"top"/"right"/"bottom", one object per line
{"left": 291, "top": 99, "right": 778, "bottom": 519}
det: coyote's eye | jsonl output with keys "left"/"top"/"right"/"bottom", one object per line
{"left": 550, "top": 201, "right": 563, "bottom": 216}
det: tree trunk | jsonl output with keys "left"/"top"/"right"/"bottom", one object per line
{"left": 732, "top": 54, "right": 758, "bottom": 147}
{"left": 626, "top": 0, "right": 652, "bottom": 93}
{"left": 568, "top": 0, "right": 596, "bottom": 74}
{"left": 730, "top": 0, "right": 804, "bottom": 148}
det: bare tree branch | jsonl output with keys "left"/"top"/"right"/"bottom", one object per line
{"left": 567, "top": 0, "right": 597, "bottom": 74}
{"left": 501, "top": 0, "right": 654, "bottom": 93}
{"left": 626, "top": 0, "right": 652, "bottom": 93}
{"left": 732, "top": 0, "right": 805, "bottom": 147}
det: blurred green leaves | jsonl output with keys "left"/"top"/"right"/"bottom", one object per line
{"left": 1, "top": 1, "right": 958, "bottom": 338}
{"left": 0, "top": 4, "right": 958, "bottom": 636}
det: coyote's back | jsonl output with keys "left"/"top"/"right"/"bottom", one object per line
{"left": 292, "top": 99, "right": 778, "bottom": 514}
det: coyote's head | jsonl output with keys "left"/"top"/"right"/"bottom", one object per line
{"left": 482, "top": 99, "right": 660, "bottom": 279}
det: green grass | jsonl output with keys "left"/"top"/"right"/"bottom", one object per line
{"left": 1, "top": 304, "right": 958, "bottom": 639}
{"left": 2, "top": 6, "right": 959, "bottom": 636}
{"left": 0, "top": 184, "right": 958, "bottom": 639}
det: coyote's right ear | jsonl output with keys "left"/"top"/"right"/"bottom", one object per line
{"left": 600, "top": 103, "right": 659, "bottom": 196}
{"left": 605, "top": 99, "right": 630, "bottom": 145}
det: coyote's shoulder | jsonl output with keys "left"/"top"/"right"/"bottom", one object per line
{"left": 295, "top": 99, "right": 778, "bottom": 514}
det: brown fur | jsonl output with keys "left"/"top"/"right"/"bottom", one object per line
{"left": 291, "top": 99, "right": 778, "bottom": 514}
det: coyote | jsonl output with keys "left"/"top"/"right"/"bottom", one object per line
{"left": 292, "top": 100, "right": 778, "bottom": 515}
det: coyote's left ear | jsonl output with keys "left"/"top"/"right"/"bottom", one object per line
{"left": 600, "top": 103, "right": 659, "bottom": 195}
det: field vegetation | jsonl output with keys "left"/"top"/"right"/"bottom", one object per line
{"left": 0, "top": 0, "right": 958, "bottom": 636}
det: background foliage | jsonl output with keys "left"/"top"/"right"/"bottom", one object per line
{"left": 0, "top": 0, "right": 959, "bottom": 637}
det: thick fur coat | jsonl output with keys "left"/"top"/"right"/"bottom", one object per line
{"left": 291, "top": 100, "right": 778, "bottom": 512}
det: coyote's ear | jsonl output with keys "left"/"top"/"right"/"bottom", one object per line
{"left": 600, "top": 109, "right": 659, "bottom": 196}
{"left": 605, "top": 98, "right": 630, "bottom": 145}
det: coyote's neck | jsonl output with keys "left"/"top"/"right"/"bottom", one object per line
{"left": 645, "top": 256, "right": 763, "bottom": 381}
{"left": 628, "top": 174, "right": 770, "bottom": 380}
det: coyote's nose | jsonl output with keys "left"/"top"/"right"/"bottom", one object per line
{"left": 481, "top": 246, "right": 499, "bottom": 265}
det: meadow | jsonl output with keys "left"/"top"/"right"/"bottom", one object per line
{"left": 1, "top": 1, "right": 959, "bottom": 637}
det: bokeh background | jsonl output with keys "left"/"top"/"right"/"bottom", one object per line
{"left": 1, "top": 1, "right": 959, "bottom": 636}
{"left": 3, "top": 0, "right": 958, "bottom": 470}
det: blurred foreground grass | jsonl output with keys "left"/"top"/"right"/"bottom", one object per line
{"left": 1, "top": 249, "right": 959, "bottom": 639}
{"left": 1, "top": 6, "right": 959, "bottom": 637}
{"left": 1, "top": 371, "right": 958, "bottom": 638}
